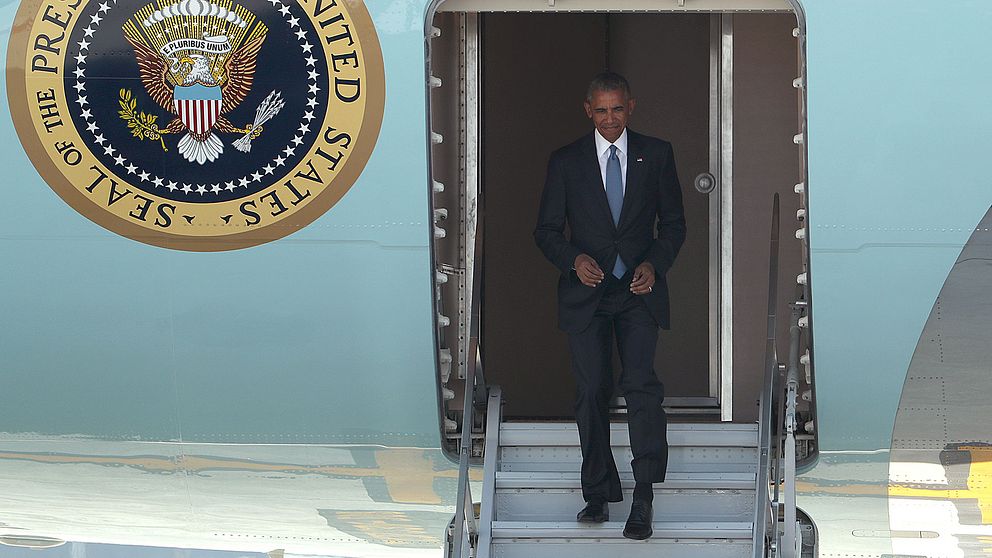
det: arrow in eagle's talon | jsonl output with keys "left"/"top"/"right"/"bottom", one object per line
{"left": 233, "top": 91, "right": 284, "bottom": 153}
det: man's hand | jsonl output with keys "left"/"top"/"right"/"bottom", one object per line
{"left": 630, "top": 262, "right": 655, "bottom": 295}
{"left": 574, "top": 254, "right": 605, "bottom": 287}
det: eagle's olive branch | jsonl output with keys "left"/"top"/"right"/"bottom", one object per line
{"left": 118, "top": 89, "right": 170, "bottom": 152}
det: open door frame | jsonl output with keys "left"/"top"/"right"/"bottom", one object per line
{"left": 710, "top": 13, "right": 734, "bottom": 421}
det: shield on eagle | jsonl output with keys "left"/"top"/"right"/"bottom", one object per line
{"left": 173, "top": 83, "right": 223, "bottom": 134}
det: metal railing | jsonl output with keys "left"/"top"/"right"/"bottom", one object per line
{"left": 449, "top": 338, "right": 481, "bottom": 558}
{"left": 753, "top": 193, "right": 803, "bottom": 558}
{"left": 448, "top": 202, "right": 486, "bottom": 558}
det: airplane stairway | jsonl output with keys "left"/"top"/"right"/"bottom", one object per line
{"left": 446, "top": 196, "right": 807, "bottom": 558}
{"left": 465, "top": 390, "right": 760, "bottom": 558}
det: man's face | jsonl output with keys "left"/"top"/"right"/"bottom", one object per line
{"left": 584, "top": 88, "right": 635, "bottom": 143}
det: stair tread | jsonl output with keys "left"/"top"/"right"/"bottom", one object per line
{"left": 491, "top": 520, "right": 753, "bottom": 540}
{"left": 497, "top": 470, "right": 755, "bottom": 480}
{"left": 502, "top": 422, "right": 758, "bottom": 431}
{"left": 498, "top": 423, "right": 758, "bottom": 447}
{"left": 496, "top": 470, "right": 754, "bottom": 490}
{"left": 496, "top": 498, "right": 753, "bottom": 522}
{"left": 499, "top": 462, "right": 758, "bottom": 474}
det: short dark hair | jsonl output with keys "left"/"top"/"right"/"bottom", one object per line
{"left": 586, "top": 71, "right": 632, "bottom": 101}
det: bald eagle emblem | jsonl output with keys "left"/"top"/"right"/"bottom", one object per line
{"left": 120, "top": 0, "right": 284, "bottom": 164}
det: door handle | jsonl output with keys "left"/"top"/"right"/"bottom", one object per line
{"left": 694, "top": 172, "right": 716, "bottom": 194}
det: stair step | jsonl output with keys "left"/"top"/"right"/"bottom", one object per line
{"left": 499, "top": 446, "right": 758, "bottom": 474}
{"left": 496, "top": 489, "right": 754, "bottom": 522}
{"left": 491, "top": 539, "right": 753, "bottom": 558}
{"left": 501, "top": 422, "right": 759, "bottom": 431}
{"left": 496, "top": 470, "right": 756, "bottom": 490}
{"left": 491, "top": 520, "right": 752, "bottom": 539}
{"left": 500, "top": 422, "right": 758, "bottom": 448}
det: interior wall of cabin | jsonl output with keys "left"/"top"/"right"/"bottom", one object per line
{"left": 432, "top": 11, "right": 803, "bottom": 422}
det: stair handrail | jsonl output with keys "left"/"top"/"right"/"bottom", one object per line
{"left": 449, "top": 338, "right": 480, "bottom": 558}
{"left": 475, "top": 385, "right": 502, "bottom": 558}
{"left": 449, "top": 199, "right": 486, "bottom": 558}
{"left": 753, "top": 193, "right": 802, "bottom": 558}
{"left": 782, "top": 303, "right": 802, "bottom": 558}
{"left": 753, "top": 193, "right": 780, "bottom": 557}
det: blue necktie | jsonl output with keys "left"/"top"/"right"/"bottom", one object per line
{"left": 606, "top": 145, "right": 626, "bottom": 278}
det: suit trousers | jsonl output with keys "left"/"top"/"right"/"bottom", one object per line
{"left": 567, "top": 272, "right": 669, "bottom": 503}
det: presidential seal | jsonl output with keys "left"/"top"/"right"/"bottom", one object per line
{"left": 7, "top": 0, "right": 384, "bottom": 251}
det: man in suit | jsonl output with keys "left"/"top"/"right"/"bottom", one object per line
{"left": 534, "top": 72, "right": 686, "bottom": 540}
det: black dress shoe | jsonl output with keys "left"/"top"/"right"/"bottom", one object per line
{"left": 623, "top": 499, "right": 653, "bottom": 540}
{"left": 576, "top": 500, "right": 608, "bottom": 523}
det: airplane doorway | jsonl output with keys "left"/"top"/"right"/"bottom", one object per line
{"left": 483, "top": 12, "right": 711, "bottom": 418}
{"left": 428, "top": 6, "right": 806, "bottom": 425}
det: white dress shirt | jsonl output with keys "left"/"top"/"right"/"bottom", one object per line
{"left": 594, "top": 127, "right": 628, "bottom": 195}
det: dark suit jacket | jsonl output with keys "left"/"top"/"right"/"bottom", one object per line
{"left": 534, "top": 130, "right": 686, "bottom": 333}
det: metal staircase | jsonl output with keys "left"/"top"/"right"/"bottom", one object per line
{"left": 446, "top": 195, "right": 811, "bottom": 558}
{"left": 478, "top": 408, "right": 759, "bottom": 558}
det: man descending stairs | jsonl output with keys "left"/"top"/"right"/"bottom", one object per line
{"left": 473, "top": 418, "right": 758, "bottom": 558}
